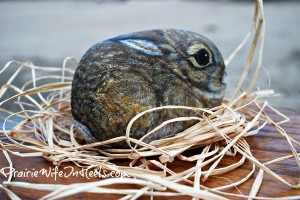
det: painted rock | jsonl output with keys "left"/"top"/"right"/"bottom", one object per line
{"left": 71, "top": 29, "right": 226, "bottom": 148}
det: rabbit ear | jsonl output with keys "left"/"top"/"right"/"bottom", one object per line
{"left": 119, "top": 39, "right": 163, "bottom": 56}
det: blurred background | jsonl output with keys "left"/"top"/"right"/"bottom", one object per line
{"left": 0, "top": 0, "right": 299, "bottom": 124}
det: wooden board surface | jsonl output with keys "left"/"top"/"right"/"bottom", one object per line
{"left": 0, "top": 108, "right": 300, "bottom": 199}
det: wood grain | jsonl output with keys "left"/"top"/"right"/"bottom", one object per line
{"left": 0, "top": 108, "right": 299, "bottom": 199}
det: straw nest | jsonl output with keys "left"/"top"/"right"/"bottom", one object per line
{"left": 0, "top": 0, "right": 300, "bottom": 199}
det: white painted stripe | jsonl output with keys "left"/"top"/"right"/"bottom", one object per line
{"left": 120, "top": 39, "right": 163, "bottom": 56}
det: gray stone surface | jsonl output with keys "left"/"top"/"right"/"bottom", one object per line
{"left": 0, "top": 0, "right": 299, "bottom": 118}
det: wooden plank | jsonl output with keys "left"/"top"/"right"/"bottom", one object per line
{"left": 0, "top": 108, "right": 299, "bottom": 199}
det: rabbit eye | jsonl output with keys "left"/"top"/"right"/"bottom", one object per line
{"left": 194, "top": 49, "right": 210, "bottom": 66}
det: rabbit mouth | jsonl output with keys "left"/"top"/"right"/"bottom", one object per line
{"left": 193, "top": 87, "right": 225, "bottom": 102}
{"left": 208, "top": 72, "right": 227, "bottom": 93}
{"left": 207, "top": 89, "right": 226, "bottom": 100}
